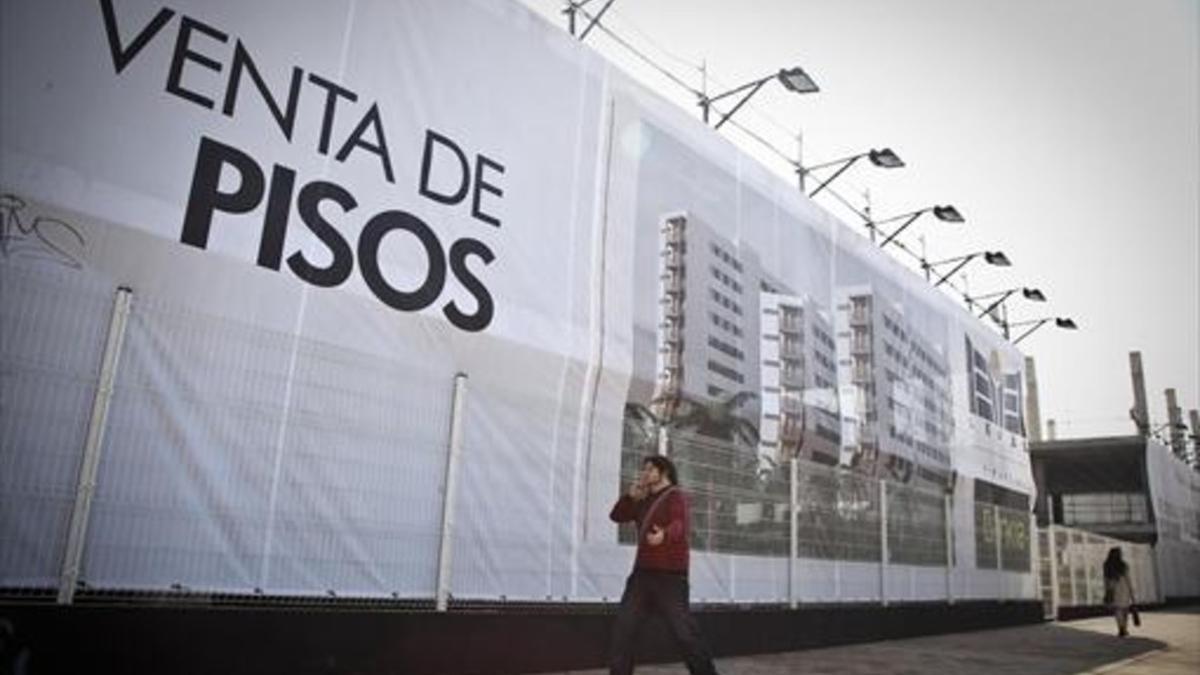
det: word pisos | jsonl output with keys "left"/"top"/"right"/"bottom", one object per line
{"left": 99, "top": 0, "right": 503, "bottom": 331}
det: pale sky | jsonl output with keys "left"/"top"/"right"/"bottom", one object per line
{"left": 521, "top": 0, "right": 1200, "bottom": 442}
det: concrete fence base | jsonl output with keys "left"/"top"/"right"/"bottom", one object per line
{"left": 1, "top": 599, "right": 1043, "bottom": 674}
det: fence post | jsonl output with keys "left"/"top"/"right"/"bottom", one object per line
{"left": 834, "top": 558, "right": 841, "bottom": 601}
{"left": 994, "top": 504, "right": 1003, "bottom": 598}
{"left": 435, "top": 373, "right": 469, "bottom": 612}
{"left": 789, "top": 456, "right": 798, "bottom": 609}
{"left": 58, "top": 286, "right": 133, "bottom": 605}
{"left": 944, "top": 493, "right": 954, "bottom": 604}
{"left": 879, "top": 479, "right": 888, "bottom": 606}
{"left": 1047, "top": 524, "right": 1060, "bottom": 619}
{"left": 1070, "top": 530, "right": 1080, "bottom": 605}
{"left": 1083, "top": 536, "right": 1095, "bottom": 605}
{"left": 1029, "top": 511, "right": 1038, "bottom": 605}
{"left": 1146, "top": 543, "right": 1162, "bottom": 604}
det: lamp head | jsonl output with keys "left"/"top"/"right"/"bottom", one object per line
{"left": 932, "top": 205, "right": 964, "bottom": 223}
{"left": 1023, "top": 288, "right": 1047, "bottom": 302}
{"left": 1055, "top": 317, "right": 1078, "bottom": 329}
{"left": 868, "top": 148, "right": 905, "bottom": 169}
{"left": 777, "top": 67, "right": 819, "bottom": 94}
{"left": 984, "top": 251, "right": 1011, "bottom": 266}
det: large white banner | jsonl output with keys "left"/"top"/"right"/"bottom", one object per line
{"left": 1145, "top": 440, "right": 1200, "bottom": 598}
{"left": 1, "top": 0, "right": 1032, "bottom": 602}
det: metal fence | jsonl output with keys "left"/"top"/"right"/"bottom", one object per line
{"left": 618, "top": 430, "right": 1033, "bottom": 606}
{"left": 1036, "top": 524, "right": 1159, "bottom": 619}
{"left": 619, "top": 432, "right": 953, "bottom": 567}
{"left": 2, "top": 267, "right": 1036, "bottom": 608}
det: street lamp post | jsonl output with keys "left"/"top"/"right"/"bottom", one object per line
{"left": 876, "top": 204, "right": 963, "bottom": 248}
{"left": 924, "top": 250, "right": 1011, "bottom": 287}
{"left": 802, "top": 148, "right": 905, "bottom": 198}
{"left": 565, "top": 0, "right": 577, "bottom": 35}
{"left": 1148, "top": 421, "right": 1189, "bottom": 446}
{"left": 565, "top": 0, "right": 615, "bottom": 41}
{"left": 699, "top": 67, "right": 819, "bottom": 130}
{"left": 969, "top": 284, "right": 1046, "bottom": 321}
{"left": 1010, "top": 317, "right": 1077, "bottom": 345}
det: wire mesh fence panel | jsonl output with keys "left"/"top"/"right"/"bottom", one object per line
{"left": 1086, "top": 536, "right": 1107, "bottom": 604}
{"left": 1037, "top": 529, "right": 1054, "bottom": 615}
{"left": 79, "top": 294, "right": 292, "bottom": 594}
{"left": 428, "top": 312, "right": 631, "bottom": 604}
{"left": 1075, "top": 528, "right": 1094, "bottom": 600}
{"left": 618, "top": 432, "right": 789, "bottom": 557}
{"left": 998, "top": 505, "right": 1032, "bottom": 572}
{"left": 450, "top": 379, "right": 570, "bottom": 602}
{"left": 78, "top": 290, "right": 453, "bottom": 599}
{"left": 1054, "top": 528, "right": 1072, "bottom": 605}
{"left": 1129, "top": 543, "right": 1159, "bottom": 603}
{"left": 796, "top": 463, "right": 882, "bottom": 563}
{"left": 885, "top": 480, "right": 947, "bottom": 566}
{"left": 618, "top": 432, "right": 895, "bottom": 565}
{"left": 1038, "top": 524, "right": 1159, "bottom": 609}
{"left": 258, "top": 333, "right": 452, "bottom": 598}
{"left": 0, "top": 265, "right": 114, "bottom": 596}
{"left": 974, "top": 503, "right": 997, "bottom": 569}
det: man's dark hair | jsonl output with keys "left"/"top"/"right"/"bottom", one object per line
{"left": 642, "top": 455, "right": 678, "bottom": 485}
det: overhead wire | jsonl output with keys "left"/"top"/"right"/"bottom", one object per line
{"left": 572, "top": 5, "right": 698, "bottom": 96}
{"left": 567, "top": 2, "right": 979, "bottom": 311}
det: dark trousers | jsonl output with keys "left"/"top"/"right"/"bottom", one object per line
{"left": 609, "top": 569, "right": 719, "bottom": 675}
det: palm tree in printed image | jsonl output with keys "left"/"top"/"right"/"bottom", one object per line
{"left": 776, "top": 394, "right": 808, "bottom": 483}
{"left": 623, "top": 396, "right": 685, "bottom": 456}
{"left": 672, "top": 391, "right": 763, "bottom": 551}
{"left": 675, "top": 390, "right": 759, "bottom": 446}
{"left": 783, "top": 404, "right": 849, "bottom": 559}
{"left": 619, "top": 395, "right": 688, "bottom": 546}
{"left": 624, "top": 391, "right": 759, "bottom": 458}
{"left": 675, "top": 391, "right": 763, "bottom": 488}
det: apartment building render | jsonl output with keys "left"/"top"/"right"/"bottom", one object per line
{"left": 835, "top": 284, "right": 954, "bottom": 482}
{"left": 759, "top": 292, "right": 841, "bottom": 468}
{"left": 653, "top": 212, "right": 766, "bottom": 417}
{"left": 650, "top": 212, "right": 849, "bottom": 535}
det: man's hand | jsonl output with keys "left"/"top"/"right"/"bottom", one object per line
{"left": 627, "top": 480, "right": 648, "bottom": 501}
{"left": 646, "top": 525, "right": 665, "bottom": 547}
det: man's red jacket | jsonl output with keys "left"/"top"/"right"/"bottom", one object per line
{"left": 609, "top": 487, "right": 690, "bottom": 573}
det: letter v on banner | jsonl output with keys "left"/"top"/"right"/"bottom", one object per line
{"left": 99, "top": 0, "right": 176, "bottom": 74}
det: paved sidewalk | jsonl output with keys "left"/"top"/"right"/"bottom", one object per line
{"left": 553, "top": 606, "right": 1198, "bottom": 675}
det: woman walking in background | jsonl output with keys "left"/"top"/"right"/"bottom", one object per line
{"left": 1103, "top": 547, "right": 1136, "bottom": 637}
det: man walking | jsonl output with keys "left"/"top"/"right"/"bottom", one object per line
{"left": 608, "top": 455, "right": 719, "bottom": 675}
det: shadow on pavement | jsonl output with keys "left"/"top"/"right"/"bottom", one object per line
{"left": 736, "top": 623, "right": 1166, "bottom": 675}
{"left": 590, "top": 619, "right": 1171, "bottom": 675}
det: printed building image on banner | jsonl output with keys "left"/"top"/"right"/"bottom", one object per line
{"left": 834, "top": 283, "right": 954, "bottom": 487}
{"left": 625, "top": 211, "right": 787, "bottom": 555}
{"left": 614, "top": 113, "right": 962, "bottom": 562}
{"left": 759, "top": 290, "right": 842, "bottom": 469}
{"left": 617, "top": 117, "right": 840, "bottom": 557}
{"left": 607, "top": 99, "right": 1017, "bottom": 567}
{"left": 828, "top": 244, "right": 959, "bottom": 568}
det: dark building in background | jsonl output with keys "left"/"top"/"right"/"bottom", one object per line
{"left": 1030, "top": 436, "right": 1155, "bottom": 543}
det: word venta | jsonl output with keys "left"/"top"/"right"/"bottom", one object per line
{"left": 99, "top": 0, "right": 502, "bottom": 332}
